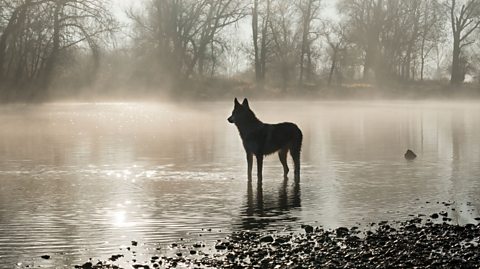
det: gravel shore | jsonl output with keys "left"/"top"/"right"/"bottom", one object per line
{"left": 74, "top": 212, "right": 480, "bottom": 269}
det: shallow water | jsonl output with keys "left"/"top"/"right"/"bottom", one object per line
{"left": 0, "top": 101, "right": 480, "bottom": 268}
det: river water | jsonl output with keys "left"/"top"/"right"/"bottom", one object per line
{"left": 0, "top": 101, "right": 479, "bottom": 268}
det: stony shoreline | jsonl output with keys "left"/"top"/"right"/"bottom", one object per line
{"left": 73, "top": 212, "right": 480, "bottom": 269}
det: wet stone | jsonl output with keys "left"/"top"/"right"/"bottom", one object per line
{"left": 302, "top": 225, "right": 314, "bottom": 234}
{"left": 81, "top": 262, "right": 92, "bottom": 269}
{"left": 336, "top": 227, "right": 349, "bottom": 237}
{"left": 108, "top": 254, "right": 123, "bottom": 262}
{"left": 259, "top": 235, "right": 274, "bottom": 243}
{"left": 215, "top": 244, "right": 227, "bottom": 250}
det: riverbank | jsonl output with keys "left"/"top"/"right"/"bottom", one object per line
{"left": 3, "top": 78, "right": 480, "bottom": 103}
{"left": 74, "top": 210, "right": 480, "bottom": 269}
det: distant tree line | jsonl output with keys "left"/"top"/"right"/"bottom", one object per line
{"left": 1, "top": 0, "right": 480, "bottom": 101}
{"left": 0, "top": 0, "right": 115, "bottom": 100}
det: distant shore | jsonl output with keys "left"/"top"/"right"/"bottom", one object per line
{"left": 2, "top": 79, "right": 480, "bottom": 104}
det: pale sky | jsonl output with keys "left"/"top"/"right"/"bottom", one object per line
{"left": 110, "top": 0, "right": 144, "bottom": 21}
{"left": 110, "top": 0, "right": 338, "bottom": 22}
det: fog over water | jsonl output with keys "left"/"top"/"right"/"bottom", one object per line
{"left": 0, "top": 101, "right": 479, "bottom": 268}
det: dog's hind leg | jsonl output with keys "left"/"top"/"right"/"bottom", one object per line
{"left": 278, "top": 148, "right": 289, "bottom": 176}
{"left": 290, "top": 149, "right": 300, "bottom": 181}
{"left": 290, "top": 133, "right": 303, "bottom": 181}
{"left": 247, "top": 152, "right": 253, "bottom": 181}
{"left": 256, "top": 154, "right": 263, "bottom": 182}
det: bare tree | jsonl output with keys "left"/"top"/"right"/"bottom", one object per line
{"left": 41, "top": 0, "right": 116, "bottom": 92}
{"left": 338, "top": 0, "right": 451, "bottom": 83}
{"left": 0, "top": 0, "right": 116, "bottom": 100}
{"left": 323, "top": 22, "right": 349, "bottom": 86}
{"left": 252, "top": 0, "right": 270, "bottom": 88}
{"left": 298, "top": 0, "right": 321, "bottom": 85}
{"left": 448, "top": 0, "right": 480, "bottom": 84}
{"left": 338, "top": 0, "right": 386, "bottom": 81}
{"left": 130, "top": 0, "right": 246, "bottom": 89}
{"left": 0, "top": 1, "right": 49, "bottom": 98}
{"left": 418, "top": 0, "right": 445, "bottom": 81}
{"left": 269, "top": 0, "right": 300, "bottom": 91}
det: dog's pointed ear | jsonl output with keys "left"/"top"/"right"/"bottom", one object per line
{"left": 242, "top": 98, "right": 249, "bottom": 108}
{"left": 234, "top": 98, "right": 240, "bottom": 107}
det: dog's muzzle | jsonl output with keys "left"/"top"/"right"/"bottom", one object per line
{"left": 227, "top": 116, "right": 234, "bottom": 123}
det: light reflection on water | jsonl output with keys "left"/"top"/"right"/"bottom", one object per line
{"left": 0, "top": 101, "right": 479, "bottom": 268}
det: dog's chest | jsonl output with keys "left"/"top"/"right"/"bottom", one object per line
{"left": 242, "top": 126, "right": 276, "bottom": 154}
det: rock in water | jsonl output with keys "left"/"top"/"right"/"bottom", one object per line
{"left": 404, "top": 149, "right": 417, "bottom": 160}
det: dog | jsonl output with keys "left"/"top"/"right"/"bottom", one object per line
{"left": 227, "top": 98, "right": 303, "bottom": 181}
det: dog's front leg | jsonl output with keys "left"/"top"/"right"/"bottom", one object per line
{"left": 246, "top": 152, "right": 253, "bottom": 181}
{"left": 256, "top": 154, "right": 263, "bottom": 181}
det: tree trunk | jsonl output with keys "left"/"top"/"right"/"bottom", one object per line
{"left": 420, "top": 36, "right": 426, "bottom": 81}
{"left": 299, "top": 0, "right": 312, "bottom": 85}
{"left": 363, "top": 0, "right": 383, "bottom": 81}
{"left": 450, "top": 37, "right": 462, "bottom": 84}
{"left": 197, "top": 44, "right": 206, "bottom": 76}
{"left": 260, "top": 0, "right": 270, "bottom": 81}
{"left": 404, "top": 50, "right": 412, "bottom": 81}
{"left": 0, "top": 1, "right": 32, "bottom": 81}
{"left": 252, "top": 0, "right": 262, "bottom": 85}
{"left": 259, "top": 0, "right": 270, "bottom": 84}
{"left": 328, "top": 46, "right": 337, "bottom": 86}
{"left": 0, "top": 11, "right": 19, "bottom": 80}
{"left": 363, "top": 43, "right": 376, "bottom": 81}
{"left": 39, "top": 1, "right": 62, "bottom": 98}
{"left": 306, "top": 45, "right": 312, "bottom": 81}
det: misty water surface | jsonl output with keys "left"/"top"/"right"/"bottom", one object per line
{"left": 1, "top": 101, "right": 480, "bottom": 268}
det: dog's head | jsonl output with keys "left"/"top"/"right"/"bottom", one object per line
{"left": 228, "top": 98, "right": 251, "bottom": 124}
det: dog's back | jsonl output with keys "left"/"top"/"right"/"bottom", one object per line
{"left": 255, "top": 122, "right": 302, "bottom": 156}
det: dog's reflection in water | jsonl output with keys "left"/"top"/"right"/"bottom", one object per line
{"left": 240, "top": 177, "right": 301, "bottom": 230}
